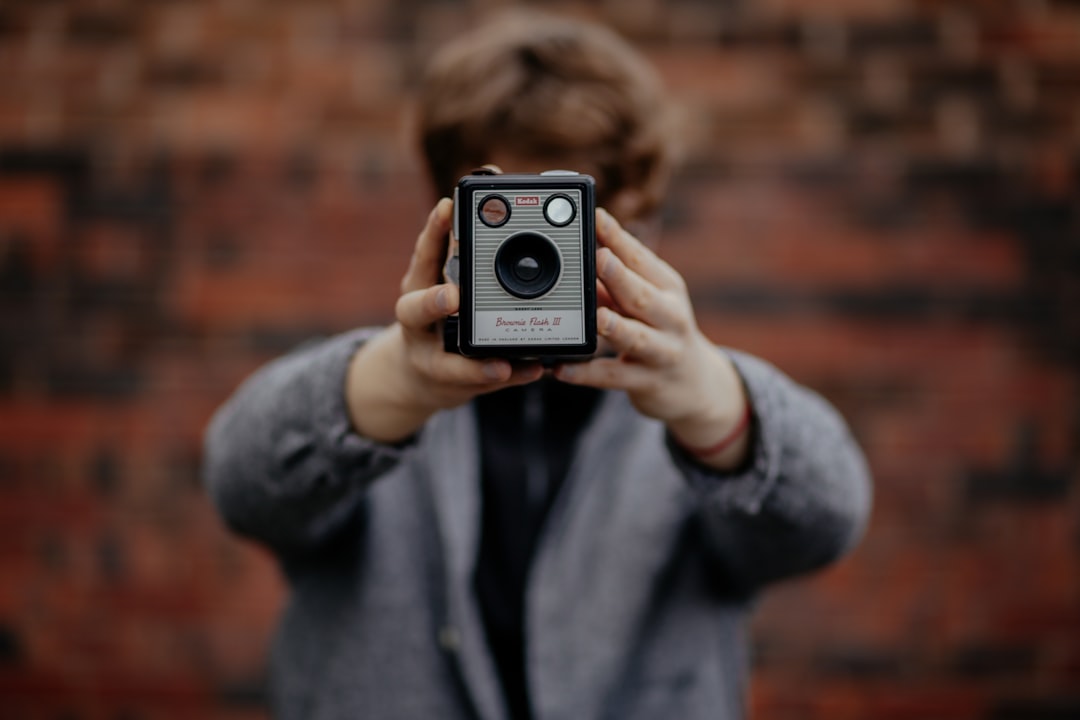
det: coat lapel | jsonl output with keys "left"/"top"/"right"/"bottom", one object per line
{"left": 424, "top": 405, "right": 506, "bottom": 720}
{"left": 423, "top": 393, "right": 696, "bottom": 720}
{"left": 526, "top": 392, "right": 697, "bottom": 720}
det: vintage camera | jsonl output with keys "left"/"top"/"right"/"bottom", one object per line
{"left": 443, "top": 171, "right": 597, "bottom": 360}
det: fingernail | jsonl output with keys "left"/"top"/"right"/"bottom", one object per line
{"left": 597, "top": 208, "right": 613, "bottom": 232}
{"left": 483, "top": 361, "right": 506, "bottom": 381}
{"left": 598, "top": 248, "right": 612, "bottom": 278}
{"left": 435, "top": 287, "right": 450, "bottom": 313}
{"left": 556, "top": 364, "right": 576, "bottom": 380}
{"left": 599, "top": 308, "right": 616, "bottom": 334}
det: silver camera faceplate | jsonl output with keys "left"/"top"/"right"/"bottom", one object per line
{"left": 469, "top": 189, "right": 586, "bottom": 347}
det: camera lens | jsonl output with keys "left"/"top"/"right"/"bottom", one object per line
{"left": 514, "top": 256, "right": 541, "bottom": 281}
{"left": 478, "top": 194, "right": 510, "bottom": 227}
{"left": 543, "top": 194, "right": 576, "bottom": 227}
{"left": 494, "top": 231, "right": 562, "bottom": 299}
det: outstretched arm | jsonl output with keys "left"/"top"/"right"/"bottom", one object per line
{"left": 555, "top": 209, "right": 871, "bottom": 589}
{"left": 674, "top": 350, "right": 871, "bottom": 590}
{"left": 203, "top": 329, "right": 398, "bottom": 555}
{"left": 204, "top": 199, "right": 542, "bottom": 556}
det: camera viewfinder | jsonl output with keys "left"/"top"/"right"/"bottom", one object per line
{"left": 543, "top": 194, "right": 576, "bottom": 226}
{"left": 479, "top": 195, "right": 510, "bottom": 227}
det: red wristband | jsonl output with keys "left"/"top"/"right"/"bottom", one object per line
{"left": 677, "top": 402, "right": 752, "bottom": 459}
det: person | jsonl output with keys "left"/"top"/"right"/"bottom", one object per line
{"left": 203, "top": 10, "right": 871, "bottom": 720}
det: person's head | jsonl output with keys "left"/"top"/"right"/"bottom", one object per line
{"left": 414, "top": 10, "right": 675, "bottom": 223}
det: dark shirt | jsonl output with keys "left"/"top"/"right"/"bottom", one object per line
{"left": 474, "top": 378, "right": 603, "bottom": 720}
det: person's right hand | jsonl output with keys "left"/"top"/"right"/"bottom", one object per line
{"left": 345, "top": 198, "right": 543, "bottom": 443}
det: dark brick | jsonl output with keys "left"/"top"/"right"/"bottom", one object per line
{"left": 145, "top": 60, "right": 224, "bottom": 89}
{"left": 783, "top": 157, "right": 853, "bottom": 190}
{"left": 198, "top": 150, "right": 237, "bottom": 189}
{"left": 721, "top": 20, "right": 801, "bottom": 50}
{"left": 215, "top": 678, "right": 267, "bottom": 708}
{"left": 66, "top": 11, "right": 137, "bottom": 45}
{"left": 69, "top": 185, "right": 173, "bottom": 224}
{"left": 821, "top": 286, "right": 1011, "bottom": 322}
{"left": 817, "top": 647, "right": 907, "bottom": 679}
{"left": 0, "top": 232, "right": 35, "bottom": 303}
{"left": 914, "top": 64, "right": 1000, "bottom": 101}
{"left": 693, "top": 284, "right": 803, "bottom": 317}
{"left": 46, "top": 364, "right": 141, "bottom": 399}
{"left": 0, "top": 148, "right": 90, "bottom": 197}
{"left": 112, "top": 711, "right": 146, "bottom": 720}
{"left": 203, "top": 231, "right": 242, "bottom": 270}
{"left": 244, "top": 325, "right": 341, "bottom": 355}
{"left": 0, "top": 451, "right": 16, "bottom": 488}
{"left": 0, "top": 624, "right": 22, "bottom": 664}
{"left": 985, "top": 107, "right": 1056, "bottom": 137}
{"left": 98, "top": 533, "right": 126, "bottom": 584}
{"left": 965, "top": 421, "right": 1073, "bottom": 503}
{"left": 1008, "top": 199, "right": 1080, "bottom": 366}
{"left": 949, "top": 644, "right": 1038, "bottom": 678}
{"left": 694, "top": 282, "right": 1031, "bottom": 324}
{"left": 90, "top": 447, "right": 122, "bottom": 497}
{"left": 904, "top": 157, "right": 1001, "bottom": 197}
{"left": 1039, "top": 65, "right": 1080, "bottom": 95}
{"left": 989, "top": 697, "right": 1080, "bottom": 720}
{"left": 166, "top": 447, "right": 202, "bottom": 494}
{"left": 847, "top": 19, "right": 939, "bottom": 53}
{"left": 0, "top": 8, "right": 23, "bottom": 39}
{"left": 39, "top": 534, "right": 68, "bottom": 573}
{"left": 285, "top": 150, "right": 318, "bottom": 192}
{"left": 848, "top": 107, "right": 913, "bottom": 136}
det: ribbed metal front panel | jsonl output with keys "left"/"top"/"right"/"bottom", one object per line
{"left": 471, "top": 190, "right": 585, "bottom": 311}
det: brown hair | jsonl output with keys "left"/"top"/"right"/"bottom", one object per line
{"left": 415, "top": 11, "right": 675, "bottom": 218}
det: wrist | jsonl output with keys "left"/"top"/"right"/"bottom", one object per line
{"left": 346, "top": 326, "right": 436, "bottom": 443}
{"left": 672, "top": 401, "right": 751, "bottom": 459}
{"left": 668, "top": 347, "right": 753, "bottom": 470}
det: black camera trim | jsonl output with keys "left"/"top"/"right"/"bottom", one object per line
{"left": 449, "top": 172, "right": 597, "bottom": 360}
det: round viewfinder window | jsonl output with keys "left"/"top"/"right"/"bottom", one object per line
{"left": 478, "top": 195, "right": 510, "bottom": 227}
{"left": 543, "top": 194, "right": 576, "bottom": 227}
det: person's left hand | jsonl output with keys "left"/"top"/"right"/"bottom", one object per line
{"left": 553, "top": 208, "right": 751, "bottom": 470}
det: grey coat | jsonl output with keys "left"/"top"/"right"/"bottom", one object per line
{"left": 203, "top": 329, "right": 871, "bottom": 720}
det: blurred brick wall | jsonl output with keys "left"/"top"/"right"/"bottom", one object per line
{"left": 0, "top": 0, "right": 1077, "bottom": 718}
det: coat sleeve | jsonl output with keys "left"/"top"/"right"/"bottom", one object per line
{"left": 202, "top": 328, "right": 413, "bottom": 556}
{"left": 670, "top": 350, "right": 873, "bottom": 592}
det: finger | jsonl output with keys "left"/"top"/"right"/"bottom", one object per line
{"left": 553, "top": 356, "right": 653, "bottom": 391}
{"left": 499, "top": 362, "right": 545, "bottom": 387}
{"left": 426, "top": 355, "right": 543, "bottom": 389}
{"left": 396, "top": 284, "right": 459, "bottom": 333}
{"left": 596, "top": 279, "right": 620, "bottom": 312}
{"left": 596, "top": 247, "right": 684, "bottom": 331}
{"left": 401, "top": 198, "right": 453, "bottom": 294}
{"left": 596, "top": 307, "right": 679, "bottom": 366}
{"left": 424, "top": 351, "right": 514, "bottom": 385}
{"left": 596, "top": 208, "right": 683, "bottom": 291}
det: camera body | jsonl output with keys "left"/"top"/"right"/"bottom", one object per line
{"left": 444, "top": 171, "right": 597, "bottom": 359}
